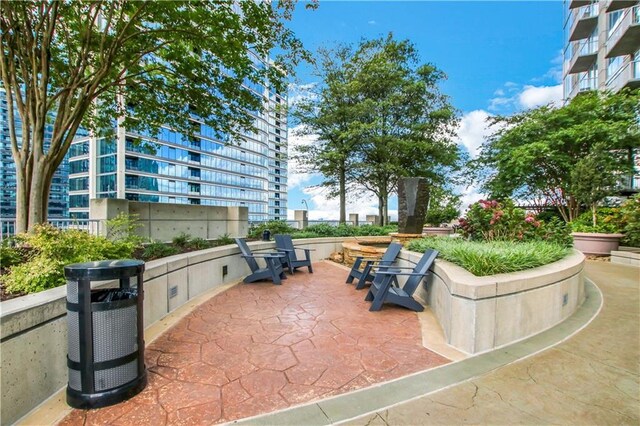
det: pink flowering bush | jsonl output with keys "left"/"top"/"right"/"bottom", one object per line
{"left": 459, "top": 199, "right": 571, "bottom": 246}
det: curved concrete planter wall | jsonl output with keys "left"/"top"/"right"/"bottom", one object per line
{"left": 403, "top": 249, "right": 586, "bottom": 355}
{"left": 0, "top": 238, "right": 344, "bottom": 425}
{"left": 572, "top": 232, "right": 624, "bottom": 256}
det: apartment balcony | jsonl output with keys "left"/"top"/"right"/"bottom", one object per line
{"left": 567, "top": 39, "right": 599, "bottom": 73}
{"left": 568, "top": 3, "right": 599, "bottom": 41}
{"left": 606, "top": 6, "right": 640, "bottom": 57}
{"left": 605, "top": 0, "right": 638, "bottom": 12}
{"left": 567, "top": 73, "right": 598, "bottom": 99}
{"left": 606, "top": 59, "right": 640, "bottom": 91}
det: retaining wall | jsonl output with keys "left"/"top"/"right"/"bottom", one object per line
{"left": 399, "top": 249, "right": 586, "bottom": 355}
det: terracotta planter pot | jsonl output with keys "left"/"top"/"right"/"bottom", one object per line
{"left": 571, "top": 232, "right": 624, "bottom": 256}
{"left": 422, "top": 227, "right": 454, "bottom": 237}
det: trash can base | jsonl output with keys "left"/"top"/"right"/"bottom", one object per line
{"left": 66, "top": 372, "right": 147, "bottom": 409}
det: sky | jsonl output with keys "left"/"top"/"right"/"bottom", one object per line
{"left": 283, "top": 1, "right": 565, "bottom": 222}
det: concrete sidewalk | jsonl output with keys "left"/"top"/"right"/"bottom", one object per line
{"left": 346, "top": 261, "right": 639, "bottom": 425}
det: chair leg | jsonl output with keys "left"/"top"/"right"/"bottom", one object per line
{"left": 346, "top": 258, "right": 363, "bottom": 283}
{"left": 368, "top": 276, "right": 394, "bottom": 312}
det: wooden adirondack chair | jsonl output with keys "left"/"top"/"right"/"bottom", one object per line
{"left": 365, "top": 249, "right": 438, "bottom": 312}
{"left": 346, "top": 242, "right": 403, "bottom": 290}
{"left": 235, "top": 238, "right": 287, "bottom": 285}
{"left": 274, "top": 234, "right": 313, "bottom": 274}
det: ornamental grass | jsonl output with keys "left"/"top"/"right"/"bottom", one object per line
{"left": 407, "top": 237, "right": 571, "bottom": 277}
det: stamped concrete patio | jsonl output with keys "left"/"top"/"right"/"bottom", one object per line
{"left": 58, "top": 261, "right": 449, "bottom": 425}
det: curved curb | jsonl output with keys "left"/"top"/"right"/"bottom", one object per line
{"left": 228, "top": 278, "right": 603, "bottom": 426}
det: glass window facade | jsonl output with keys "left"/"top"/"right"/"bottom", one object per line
{"left": 1, "top": 89, "right": 69, "bottom": 218}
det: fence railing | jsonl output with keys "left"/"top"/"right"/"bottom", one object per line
{"left": 0, "top": 218, "right": 101, "bottom": 240}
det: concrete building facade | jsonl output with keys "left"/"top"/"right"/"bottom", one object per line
{"left": 563, "top": 0, "right": 640, "bottom": 98}
{"left": 563, "top": 0, "right": 640, "bottom": 194}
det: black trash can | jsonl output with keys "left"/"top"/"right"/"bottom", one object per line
{"left": 65, "top": 259, "right": 146, "bottom": 409}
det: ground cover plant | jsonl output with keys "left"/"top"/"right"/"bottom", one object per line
{"left": 408, "top": 237, "right": 571, "bottom": 276}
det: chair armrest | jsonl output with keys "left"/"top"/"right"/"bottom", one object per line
{"left": 277, "top": 248, "right": 294, "bottom": 252}
{"left": 243, "top": 253, "right": 285, "bottom": 259}
{"left": 376, "top": 270, "right": 426, "bottom": 277}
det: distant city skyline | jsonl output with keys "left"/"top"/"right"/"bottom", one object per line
{"left": 285, "top": 1, "right": 564, "bottom": 221}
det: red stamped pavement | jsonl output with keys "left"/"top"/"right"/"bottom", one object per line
{"left": 59, "top": 261, "right": 449, "bottom": 425}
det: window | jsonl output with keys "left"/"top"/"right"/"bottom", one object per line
{"left": 189, "top": 198, "right": 200, "bottom": 205}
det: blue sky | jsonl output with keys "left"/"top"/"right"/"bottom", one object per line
{"left": 284, "top": 1, "right": 565, "bottom": 221}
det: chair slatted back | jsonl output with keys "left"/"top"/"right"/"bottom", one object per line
{"left": 380, "top": 242, "right": 402, "bottom": 265}
{"left": 275, "top": 234, "right": 297, "bottom": 261}
{"left": 235, "top": 238, "right": 259, "bottom": 272}
{"left": 403, "top": 249, "right": 439, "bottom": 296}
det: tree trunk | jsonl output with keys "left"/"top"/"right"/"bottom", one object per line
{"left": 592, "top": 203, "right": 597, "bottom": 228}
{"left": 377, "top": 195, "right": 385, "bottom": 226}
{"left": 15, "top": 165, "right": 28, "bottom": 234}
{"left": 339, "top": 166, "right": 346, "bottom": 224}
{"left": 27, "top": 159, "right": 48, "bottom": 231}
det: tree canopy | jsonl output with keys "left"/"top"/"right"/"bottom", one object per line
{"left": 1, "top": 0, "right": 308, "bottom": 232}
{"left": 293, "top": 34, "right": 460, "bottom": 225}
{"left": 473, "top": 90, "right": 640, "bottom": 223}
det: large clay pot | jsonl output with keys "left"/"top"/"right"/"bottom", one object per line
{"left": 571, "top": 232, "right": 624, "bottom": 256}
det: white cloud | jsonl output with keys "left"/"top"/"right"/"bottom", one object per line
{"left": 368, "top": 20, "right": 377, "bottom": 25}
{"left": 287, "top": 186, "right": 398, "bottom": 223}
{"left": 287, "top": 82, "right": 317, "bottom": 107}
{"left": 456, "top": 110, "right": 493, "bottom": 158}
{"left": 287, "top": 125, "right": 321, "bottom": 189}
{"left": 518, "top": 84, "right": 563, "bottom": 109}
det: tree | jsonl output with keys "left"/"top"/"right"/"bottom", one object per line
{"left": 425, "top": 186, "right": 461, "bottom": 226}
{"left": 348, "top": 35, "right": 459, "bottom": 225}
{"left": 1, "top": 1, "right": 308, "bottom": 233}
{"left": 292, "top": 45, "right": 359, "bottom": 224}
{"left": 571, "top": 149, "right": 620, "bottom": 228}
{"left": 474, "top": 90, "right": 640, "bottom": 223}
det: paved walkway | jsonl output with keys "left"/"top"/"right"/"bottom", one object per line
{"left": 58, "top": 262, "right": 448, "bottom": 425}
{"left": 345, "top": 261, "right": 640, "bottom": 425}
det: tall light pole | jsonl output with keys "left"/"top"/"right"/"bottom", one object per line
{"left": 301, "top": 199, "right": 309, "bottom": 211}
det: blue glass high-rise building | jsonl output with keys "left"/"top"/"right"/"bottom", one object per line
{"left": 68, "top": 58, "right": 288, "bottom": 222}
{"left": 0, "top": 88, "right": 69, "bottom": 219}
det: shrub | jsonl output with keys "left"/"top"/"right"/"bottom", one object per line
{"left": 141, "top": 242, "right": 180, "bottom": 260}
{"left": 619, "top": 194, "right": 640, "bottom": 247}
{"left": 290, "top": 223, "right": 397, "bottom": 238}
{"left": 460, "top": 199, "right": 532, "bottom": 241}
{"left": 534, "top": 217, "right": 573, "bottom": 248}
{"left": 216, "top": 233, "right": 234, "bottom": 246}
{"left": 187, "top": 237, "right": 211, "bottom": 250}
{"left": 0, "top": 239, "right": 25, "bottom": 269}
{"left": 2, "top": 224, "right": 137, "bottom": 295}
{"left": 248, "top": 220, "right": 297, "bottom": 239}
{"left": 172, "top": 232, "right": 192, "bottom": 248}
{"left": 570, "top": 207, "right": 622, "bottom": 234}
{"left": 408, "top": 237, "right": 571, "bottom": 276}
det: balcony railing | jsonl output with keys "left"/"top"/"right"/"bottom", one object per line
{"left": 606, "top": 59, "right": 640, "bottom": 91}
{"left": 569, "top": 2, "right": 599, "bottom": 41}
{"left": 568, "top": 72, "right": 598, "bottom": 99}
{"left": 568, "top": 38, "right": 599, "bottom": 73}
{"left": 606, "top": 6, "right": 640, "bottom": 57}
